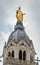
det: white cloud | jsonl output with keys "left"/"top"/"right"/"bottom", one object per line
{"left": 0, "top": 32, "right": 9, "bottom": 58}
{"left": 0, "top": 32, "right": 9, "bottom": 44}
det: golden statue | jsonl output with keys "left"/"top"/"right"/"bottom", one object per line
{"left": 16, "top": 6, "right": 25, "bottom": 21}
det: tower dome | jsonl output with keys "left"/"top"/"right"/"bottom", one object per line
{"left": 8, "top": 21, "right": 32, "bottom": 46}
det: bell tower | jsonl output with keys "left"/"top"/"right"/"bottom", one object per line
{"left": 3, "top": 7, "right": 37, "bottom": 65}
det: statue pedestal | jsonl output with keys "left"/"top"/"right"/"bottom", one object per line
{"left": 14, "top": 21, "right": 24, "bottom": 30}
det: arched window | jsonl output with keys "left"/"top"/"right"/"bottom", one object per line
{"left": 10, "top": 43, "right": 12, "bottom": 46}
{"left": 19, "top": 50, "right": 22, "bottom": 60}
{"left": 8, "top": 52, "right": 10, "bottom": 56}
{"left": 23, "top": 51, "right": 26, "bottom": 60}
{"left": 12, "top": 50, "right": 14, "bottom": 57}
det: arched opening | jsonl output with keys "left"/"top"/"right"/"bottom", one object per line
{"left": 12, "top": 50, "right": 14, "bottom": 57}
{"left": 23, "top": 51, "right": 26, "bottom": 60}
{"left": 10, "top": 43, "right": 12, "bottom": 46}
{"left": 8, "top": 52, "right": 10, "bottom": 57}
{"left": 19, "top": 50, "right": 22, "bottom": 60}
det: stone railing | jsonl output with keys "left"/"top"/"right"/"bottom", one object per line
{"left": 4, "top": 57, "right": 37, "bottom": 65}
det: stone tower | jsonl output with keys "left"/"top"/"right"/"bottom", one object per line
{"left": 3, "top": 21, "right": 37, "bottom": 65}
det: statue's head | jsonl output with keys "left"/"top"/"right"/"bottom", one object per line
{"left": 18, "top": 6, "right": 21, "bottom": 10}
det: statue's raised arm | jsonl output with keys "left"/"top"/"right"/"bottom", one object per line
{"left": 16, "top": 6, "right": 25, "bottom": 22}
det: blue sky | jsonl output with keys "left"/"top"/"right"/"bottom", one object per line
{"left": 0, "top": 0, "right": 40, "bottom": 65}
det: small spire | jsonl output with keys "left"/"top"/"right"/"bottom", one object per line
{"left": 4, "top": 42, "right": 6, "bottom": 48}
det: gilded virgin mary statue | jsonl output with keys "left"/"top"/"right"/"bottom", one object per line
{"left": 16, "top": 6, "right": 25, "bottom": 21}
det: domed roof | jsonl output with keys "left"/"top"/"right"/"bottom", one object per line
{"left": 8, "top": 21, "right": 32, "bottom": 46}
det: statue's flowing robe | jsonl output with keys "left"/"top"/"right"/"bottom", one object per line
{"left": 16, "top": 10, "right": 23, "bottom": 21}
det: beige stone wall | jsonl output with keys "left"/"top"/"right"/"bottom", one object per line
{"left": 3, "top": 58, "right": 37, "bottom": 65}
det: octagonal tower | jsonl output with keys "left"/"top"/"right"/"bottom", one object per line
{"left": 3, "top": 20, "right": 37, "bottom": 65}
